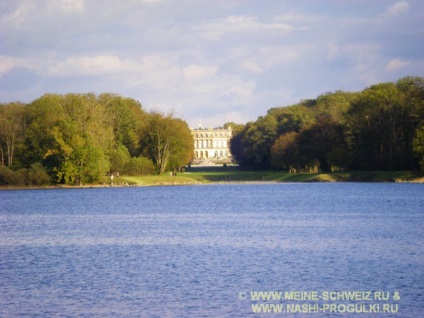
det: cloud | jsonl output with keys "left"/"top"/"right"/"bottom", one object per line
{"left": 137, "top": 0, "right": 161, "bottom": 4}
{"left": 0, "top": 56, "right": 21, "bottom": 75}
{"left": 2, "top": 1, "right": 37, "bottom": 29}
{"left": 49, "top": 0, "right": 85, "bottom": 12}
{"left": 1, "top": 0, "right": 424, "bottom": 127}
{"left": 239, "top": 61, "right": 263, "bottom": 74}
{"left": 183, "top": 65, "right": 218, "bottom": 81}
{"left": 194, "top": 15, "right": 306, "bottom": 40}
{"left": 384, "top": 1, "right": 409, "bottom": 16}
{"left": 45, "top": 55, "right": 144, "bottom": 77}
{"left": 385, "top": 58, "right": 411, "bottom": 71}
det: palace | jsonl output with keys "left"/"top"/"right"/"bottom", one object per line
{"left": 191, "top": 127, "right": 233, "bottom": 159}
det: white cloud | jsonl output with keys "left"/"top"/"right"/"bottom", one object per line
{"left": 327, "top": 41, "right": 380, "bottom": 63}
{"left": 384, "top": 1, "right": 409, "bottom": 16}
{"left": 385, "top": 58, "right": 411, "bottom": 71}
{"left": 239, "top": 61, "right": 263, "bottom": 74}
{"left": 183, "top": 65, "right": 218, "bottom": 81}
{"left": 1, "top": 0, "right": 423, "bottom": 126}
{"left": 0, "top": 56, "right": 21, "bottom": 75}
{"left": 231, "top": 45, "right": 305, "bottom": 76}
{"left": 3, "top": 2, "right": 37, "bottom": 28}
{"left": 258, "top": 46, "right": 304, "bottom": 68}
{"left": 49, "top": 0, "right": 85, "bottom": 12}
{"left": 47, "top": 55, "right": 139, "bottom": 76}
{"left": 228, "top": 81, "right": 255, "bottom": 100}
{"left": 194, "top": 15, "right": 306, "bottom": 40}
{"left": 137, "top": 0, "right": 161, "bottom": 4}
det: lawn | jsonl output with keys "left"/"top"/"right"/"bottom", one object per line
{"left": 111, "top": 168, "right": 423, "bottom": 186}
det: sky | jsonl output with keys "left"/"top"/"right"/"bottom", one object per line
{"left": 1, "top": 0, "right": 424, "bottom": 128}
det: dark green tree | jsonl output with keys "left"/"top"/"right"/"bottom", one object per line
{"left": 24, "top": 94, "right": 66, "bottom": 171}
{"left": 297, "top": 115, "right": 348, "bottom": 172}
{"left": 346, "top": 81, "right": 420, "bottom": 170}
{"left": 231, "top": 115, "right": 277, "bottom": 169}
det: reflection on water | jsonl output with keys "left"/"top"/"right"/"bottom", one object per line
{"left": 1, "top": 183, "right": 423, "bottom": 317}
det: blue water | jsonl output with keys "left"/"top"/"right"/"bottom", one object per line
{"left": 0, "top": 183, "right": 423, "bottom": 317}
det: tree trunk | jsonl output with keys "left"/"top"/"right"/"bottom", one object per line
{"left": 0, "top": 146, "right": 4, "bottom": 166}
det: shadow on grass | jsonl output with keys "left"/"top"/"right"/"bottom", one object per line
{"left": 184, "top": 166, "right": 423, "bottom": 183}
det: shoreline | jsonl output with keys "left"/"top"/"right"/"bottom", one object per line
{"left": 1, "top": 174, "right": 423, "bottom": 191}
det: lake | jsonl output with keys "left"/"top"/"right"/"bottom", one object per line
{"left": 1, "top": 183, "right": 423, "bottom": 317}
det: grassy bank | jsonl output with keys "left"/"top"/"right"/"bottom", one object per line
{"left": 119, "top": 175, "right": 200, "bottom": 186}
{"left": 181, "top": 169, "right": 423, "bottom": 183}
{"left": 115, "top": 168, "right": 423, "bottom": 186}
{"left": 1, "top": 169, "right": 422, "bottom": 190}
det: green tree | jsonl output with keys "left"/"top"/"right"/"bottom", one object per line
{"left": 229, "top": 128, "right": 244, "bottom": 165}
{"left": 413, "top": 125, "right": 424, "bottom": 170}
{"left": 346, "top": 82, "right": 420, "bottom": 170}
{"left": 232, "top": 115, "right": 277, "bottom": 169}
{"left": 24, "top": 93, "right": 113, "bottom": 184}
{"left": 141, "top": 113, "right": 193, "bottom": 174}
{"left": 24, "top": 94, "right": 66, "bottom": 170}
{"left": 268, "top": 104, "right": 314, "bottom": 135}
{"left": 99, "top": 93, "right": 146, "bottom": 156}
{"left": 397, "top": 76, "right": 424, "bottom": 169}
{"left": 297, "top": 115, "right": 348, "bottom": 172}
{"left": 315, "top": 91, "right": 358, "bottom": 123}
{"left": 110, "top": 144, "right": 131, "bottom": 173}
{"left": 167, "top": 118, "right": 194, "bottom": 171}
{"left": 223, "top": 122, "right": 244, "bottom": 132}
{"left": 0, "top": 102, "right": 26, "bottom": 167}
{"left": 56, "top": 93, "right": 112, "bottom": 184}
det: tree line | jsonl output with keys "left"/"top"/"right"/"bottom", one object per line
{"left": 230, "top": 76, "right": 424, "bottom": 172}
{"left": 0, "top": 93, "right": 193, "bottom": 186}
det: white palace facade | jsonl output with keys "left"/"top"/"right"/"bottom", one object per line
{"left": 191, "top": 127, "right": 233, "bottom": 159}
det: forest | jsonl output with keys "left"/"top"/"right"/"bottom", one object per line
{"left": 0, "top": 93, "right": 193, "bottom": 186}
{"left": 1, "top": 76, "right": 423, "bottom": 186}
{"left": 230, "top": 76, "right": 424, "bottom": 173}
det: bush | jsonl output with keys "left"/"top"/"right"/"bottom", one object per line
{"left": 0, "top": 166, "right": 19, "bottom": 185}
{"left": 125, "top": 156, "right": 155, "bottom": 175}
{"left": 28, "top": 163, "right": 51, "bottom": 185}
{"left": 0, "top": 163, "right": 51, "bottom": 186}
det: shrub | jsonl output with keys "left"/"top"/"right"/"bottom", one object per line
{"left": 27, "top": 163, "right": 51, "bottom": 185}
{"left": 0, "top": 163, "right": 51, "bottom": 186}
{"left": 0, "top": 166, "right": 19, "bottom": 185}
{"left": 125, "top": 156, "right": 155, "bottom": 175}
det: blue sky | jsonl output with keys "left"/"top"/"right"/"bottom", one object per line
{"left": 1, "top": 0, "right": 423, "bottom": 127}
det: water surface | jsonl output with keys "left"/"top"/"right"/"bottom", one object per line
{"left": 1, "top": 183, "right": 423, "bottom": 317}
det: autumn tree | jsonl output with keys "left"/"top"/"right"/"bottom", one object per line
{"left": 270, "top": 131, "right": 299, "bottom": 170}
